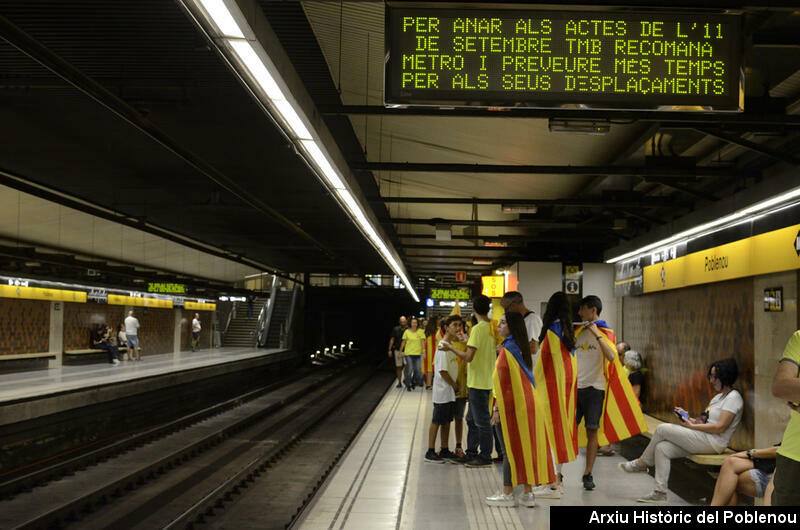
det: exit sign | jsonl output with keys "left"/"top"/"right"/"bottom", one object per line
{"left": 455, "top": 271, "right": 467, "bottom": 282}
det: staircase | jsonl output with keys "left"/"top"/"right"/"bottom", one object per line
{"left": 223, "top": 297, "right": 267, "bottom": 348}
{"left": 265, "top": 290, "right": 294, "bottom": 348}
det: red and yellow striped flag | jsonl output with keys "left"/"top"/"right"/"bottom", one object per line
{"left": 423, "top": 333, "right": 437, "bottom": 374}
{"left": 576, "top": 322, "right": 647, "bottom": 446}
{"left": 493, "top": 341, "right": 555, "bottom": 486}
{"left": 533, "top": 321, "right": 578, "bottom": 464}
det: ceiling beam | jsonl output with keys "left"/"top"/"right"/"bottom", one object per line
{"left": 693, "top": 128, "right": 800, "bottom": 165}
{"left": 321, "top": 104, "right": 800, "bottom": 131}
{"left": 390, "top": 218, "right": 617, "bottom": 229}
{"left": 401, "top": 244, "right": 523, "bottom": 251}
{"left": 356, "top": 162, "right": 752, "bottom": 179}
{"left": 378, "top": 197, "right": 677, "bottom": 208}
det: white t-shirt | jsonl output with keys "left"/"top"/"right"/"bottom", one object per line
{"left": 705, "top": 390, "right": 744, "bottom": 451}
{"left": 192, "top": 318, "right": 201, "bottom": 332}
{"left": 576, "top": 327, "right": 606, "bottom": 390}
{"left": 524, "top": 311, "right": 543, "bottom": 346}
{"left": 432, "top": 340, "right": 459, "bottom": 404}
{"left": 124, "top": 316, "right": 140, "bottom": 336}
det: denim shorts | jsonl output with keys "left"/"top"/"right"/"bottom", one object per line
{"left": 749, "top": 468, "right": 771, "bottom": 498}
{"left": 432, "top": 401, "right": 455, "bottom": 425}
{"left": 576, "top": 387, "right": 605, "bottom": 430}
{"left": 126, "top": 334, "right": 139, "bottom": 348}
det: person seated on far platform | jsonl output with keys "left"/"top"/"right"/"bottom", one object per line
{"left": 710, "top": 444, "right": 779, "bottom": 505}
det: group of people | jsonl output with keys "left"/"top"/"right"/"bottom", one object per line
{"left": 388, "top": 289, "right": 799, "bottom": 507}
{"left": 92, "top": 310, "right": 142, "bottom": 365}
{"left": 91, "top": 311, "right": 204, "bottom": 364}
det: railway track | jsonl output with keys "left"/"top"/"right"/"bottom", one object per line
{"left": 0, "top": 351, "right": 393, "bottom": 529}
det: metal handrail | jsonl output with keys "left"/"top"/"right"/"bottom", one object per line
{"left": 282, "top": 285, "right": 300, "bottom": 349}
{"left": 257, "top": 275, "right": 279, "bottom": 347}
{"left": 221, "top": 302, "right": 236, "bottom": 337}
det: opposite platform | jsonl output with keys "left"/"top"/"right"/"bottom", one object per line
{"left": 296, "top": 383, "right": 691, "bottom": 530}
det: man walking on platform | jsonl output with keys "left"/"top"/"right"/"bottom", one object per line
{"left": 124, "top": 310, "right": 141, "bottom": 361}
{"left": 388, "top": 316, "right": 407, "bottom": 389}
{"left": 575, "top": 295, "right": 617, "bottom": 490}
{"left": 501, "top": 291, "right": 543, "bottom": 356}
{"left": 771, "top": 330, "right": 800, "bottom": 505}
{"left": 445, "top": 295, "right": 496, "bottom": 468}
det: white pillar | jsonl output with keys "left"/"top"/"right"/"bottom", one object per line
{"left": 49, "top": 301, "right": 64, "bottom": 367}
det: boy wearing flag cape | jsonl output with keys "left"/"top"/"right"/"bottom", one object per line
{"left": 574, "top": 295, "right": 647, "bottom": 491}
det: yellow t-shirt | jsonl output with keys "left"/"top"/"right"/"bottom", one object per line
{"left": 778, "top": 330, "right": 800, "bottom": 462}
{"left": 402, "top": 328, "right": 425, "bottom": 356}
{"left": 466, "top": 320, "right": 495, "bottom": 390}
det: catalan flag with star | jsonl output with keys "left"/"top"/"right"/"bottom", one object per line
{"left": 576, "top": 320, "right": 647, "bottom": 446}
{"left": 533, "top": 320, "right": 578, "bottom": 464}
{"left": 493, "top": 336, "right": 555, "bottom": 486}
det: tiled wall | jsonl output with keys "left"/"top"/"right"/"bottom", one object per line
{"left": 63, "top": 303, "right": 127, "bottom": 350}
{"left": 180, "top": 310, "right": 213, "bottom": 351}
{"left": 622, "top": 277, "right": 755, "bottom": 449}
{"left": 0, "top": 299, "right": 50, "bottom": 355}
{"left": 135, "top": 308, "right": 178, "bottom": 355}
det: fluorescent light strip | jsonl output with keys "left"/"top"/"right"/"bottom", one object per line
{"left": 197, "top": 0, "right": 245, "bottom": 38}
{"left": 194, "top": 0, "right": 419, "bottom": 302}
{"left": 607, "top": 186, "right": 800, "bottom": 264}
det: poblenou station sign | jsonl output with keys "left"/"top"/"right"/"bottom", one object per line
{"left": 385, "top": 3, "right": 743, "bottom": 110}
{"left": 643, "top": 224, "right": 800, "bottom": 293}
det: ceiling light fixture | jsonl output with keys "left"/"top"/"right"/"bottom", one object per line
{"left": 606, "top": 185, "right": 800, "bottom": 264}
{"left": 182, "top": 0, "right": 418, "bottom": 302}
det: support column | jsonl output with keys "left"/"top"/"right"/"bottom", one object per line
{"left": 174, "top": 309, "right": 182, "bottom": 356}
{"left": 49, "top": 301, "right": 64, "bottom": 367}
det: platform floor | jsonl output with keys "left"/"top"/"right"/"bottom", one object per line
{"left": 0, "top": 347, "right": 283, "bottom": 404}
{"left": 297, "top": 384, "right": 691, "bottom": 530}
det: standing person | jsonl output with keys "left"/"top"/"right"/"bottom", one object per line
{"left": 400, "top": 317, "right": 425, "bottom": 391}
{"left": 574, "top": 295, "right": 624, "bottom": 490}
{"left": 620, "top": 358, "right": 743, "bottom": 503}
{"left": 387, "top": 316, "right": 408, "bottom": 389}
{"left": 423, "top": 317, "right": 440, "bottom": 390}
{"left": 425, "top": 315, "right": 461, "bottom": 463}
{"left": 93, "top": 323, "right": 120, "bottom": 365}
{"left": 532, "top": 291, "right": 577, "bottom": 498}
{"left": 247, "top": 294, "right": 254, "bottom": 318}
{"left": 124, "top": 310, "right": 141, "bottom": 361}
{"left": 444, "top": 295, "right": 495, "bottom": 468}
{"left": 486, "top": 312, "right": 554, "bottom": 507}
{"left": 771, "top": 330, "right": 800, "bottom": 506}
{"left": 191, "top": 313, "right": 202, "bottom": 352}
{"left": 501, "top": 291, "right": 543, "bottom": 356}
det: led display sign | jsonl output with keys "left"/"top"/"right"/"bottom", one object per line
{"left": 430, "top": 287, "right": 471, "bottom": 300}
{"left": 386, "top": 5, "right": 742, "bottom": 110}
{"left": 147, "top": 282, "right": 186, "bottom": 294}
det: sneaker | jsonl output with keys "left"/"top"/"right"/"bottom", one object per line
{"left": 597, "top": 448, "right": 616, "bottom": 456}
{"left": 637, "top": 490, "right": 667, "bottom": 503}
{"left": 485, "top": 491, "right": 516, "bottom": 507}
{"left": 439, "top": 449, "right": 457, "bottom": 462}
{"left": 425, "top": 449, "right": 444, "bottom": 463}
{"left": 112, "top": 359, "right": 120, "bottom": 365}
{"left": 425, "top": 385, "right": 432, "bottom": 390}
{"left": 532, "top": 485, "right": 562, "bottom": 499}
{"left": 465, "top": 458, "right": 493, "bottom": 468}
{"left": 454, "top": 448, "right": 466, "bottom": 459}
{"left": 582, "top": 473, "right": 595, "bottom": 490}
{"left": 395, "top": 383, "right": 402, "bottom": 388}
{"left": 519, "top": 492, "right": 536, "bottom": 508}
{"left": 619, "top": 459, "right": 648, "bottom": 473}
{"left": 406, "top": 386, "right": 411, "bottom": 392}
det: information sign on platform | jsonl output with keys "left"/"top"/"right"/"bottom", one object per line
{"left": 481, "top": 275, "right": 505, "bottom": 298}
{"left": 386, "top": 5, "right": 742, "bottom": 110}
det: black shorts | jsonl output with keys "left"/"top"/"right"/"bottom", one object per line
{"left": 576, "top": 387, "right": 605, "bottom": 430}
{"left": 432, "top": 401, "right": 455, "bottom": 425}
{"left": 454, "top": 397, "right": 468, "bottom": 420}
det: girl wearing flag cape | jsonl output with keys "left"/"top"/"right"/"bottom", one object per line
{"left": 486, "top": 312, "right": 555, "bottom": 508}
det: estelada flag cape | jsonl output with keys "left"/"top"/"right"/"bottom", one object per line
{"left": 533, "top": 320, "right": 578, "bottom": 463}
{"left": 493, "top": 336, "right": 555, "bottom": 486}
{"left": 423, "top": 330, "right": 442, "bottom": 374}
{"left": 575, "top": 321, "right": 648, "bottom": 446}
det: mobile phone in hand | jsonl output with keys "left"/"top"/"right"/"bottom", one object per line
{"left": 674, "top": 409, "right": 689, "bottom": 421}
